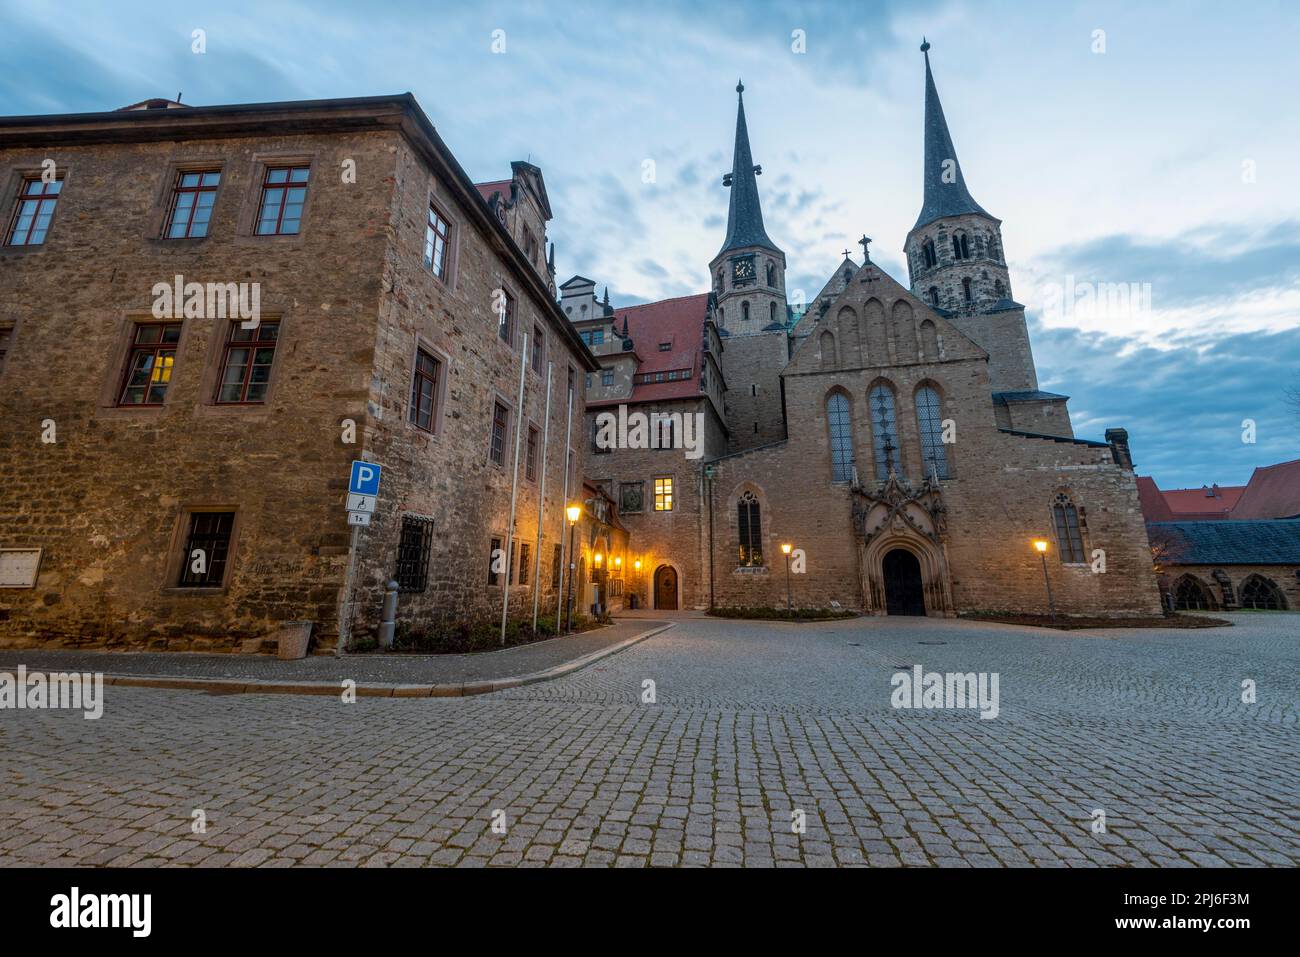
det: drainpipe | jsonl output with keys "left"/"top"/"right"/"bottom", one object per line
{"left": 705, "top": 464, "right": 715, "bottom": 609}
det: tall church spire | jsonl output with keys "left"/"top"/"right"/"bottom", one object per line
{"left": 718, "top": 80, "right": 779, "bottom": 256}
{"left": 913, "top": 40, "right": 992, "bottom": 231}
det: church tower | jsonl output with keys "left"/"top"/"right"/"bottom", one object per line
{"left": 904, "top": 41, "right": 1038, "bottom": 393}
{"left": 709, "top": 81, "right": 790, "bottom": 452}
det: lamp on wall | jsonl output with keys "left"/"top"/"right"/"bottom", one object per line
{"left": 1033, "top": 539, "right": 1056, "bottom": 622}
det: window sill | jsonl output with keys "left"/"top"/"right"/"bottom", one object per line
{"left": 161, "top": 586, "right": 229, "bottom": 597}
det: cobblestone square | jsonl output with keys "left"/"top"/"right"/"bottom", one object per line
{"left": 1, "top": 613, "right": 1295, "bottom": 867}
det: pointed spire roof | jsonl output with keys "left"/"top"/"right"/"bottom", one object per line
{"left": 913, "top": 40, "right": 994, "bottom": 232}
{"left": 717, "top": 81, "right": 780, "bottom": 257}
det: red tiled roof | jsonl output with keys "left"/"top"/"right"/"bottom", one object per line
{"left": 588, "top": 293, "right": 711, "bottom": 406}
{"left": 474, "top": 179, "right": 511, "bottom": 203}
{"left": 1230, "top": 458, "right": 1300, "bottom": 519}
{"left": 1135, "top": 477, "right": 1174, "bottom": 522}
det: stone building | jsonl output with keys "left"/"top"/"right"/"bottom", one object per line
{"left": 0, "top": 94, "right": 597, "bottom": 651}
{"left": 568, "top": 45, "right": 1163, "bottom": 618}
{"left": 1139, "top": 460, "right": 1300, "bottom": 611}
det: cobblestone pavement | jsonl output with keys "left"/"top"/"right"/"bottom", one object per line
{"left": 0, "top": 613, "right": 1295, "bottom": 868}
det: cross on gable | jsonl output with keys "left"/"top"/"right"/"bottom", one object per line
{"left": 858, "top": 234, "right": 872, "bottom": 261}
{"left": 841, "top": 248, "right": 851, "bottom": 259}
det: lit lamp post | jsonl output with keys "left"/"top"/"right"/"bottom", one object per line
{"left": 781, "top": 542, "right": 793, "bottom": 612}
{"left": 593, "top": 551, "right": 603, "bottom": 617}
{"left": 633, "top": 559, "right": 642, "bottom": 610}
{"left": 565, "top": 504, "right": 581, "bottom": 632}
{"left": 1033, "top": 539, "right": 1056, "bottom": 622}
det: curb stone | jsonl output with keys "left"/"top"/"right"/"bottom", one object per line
{"left": 96, "top": 623, "right": 675, "bottom": 699}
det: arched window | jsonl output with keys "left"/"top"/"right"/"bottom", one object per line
{"left": 1173, "top": 576, "right": 1213, "bottom": 611}
{"left": 742, "top": 301, "right": 750, "bottom": 322}
{"left": 928, "top": 286, "right": 939, "bottom": 307}
{"left": 770, "top": 301, "right": 776, "bottom": 323}
{"left": 717, "top": 269, "right": 724, "bottom": 291}
{"left": 868, "top": 383, "right": 900, "bottom": 480}
{"left": 1239, "top": 575, "right": 1286, "bottom": 610}
{"left": 737, "top": 491, "right": 763, "bottom": 567}
{"left": 921, "top": 239, "right": 937, "bottom": 268}
{"left": 826, "top": 392, "right": 856, "bottom": 483}
{"left": 1052, "top": 492, "right": 1086, "bottom": 563}
{"left": 962, "top": 278, "right": 973, "bottom": 303}
{"left": 843, "top": 268, "right": 853, "bottom": 283}
{"left": 915, "top": 386, "right": 949, "bottom": 479}
{"left": 952, "top": 233, "right": 970, "bottom": 260}
{"left": 767, "top": 263, "right": 776, "bottom": 286}
{"left": 988, "top": 236, "right": 1000, "bottom": 262}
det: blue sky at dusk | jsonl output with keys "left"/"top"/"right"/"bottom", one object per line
{"left": 2, "top": 0, "right": 1297, "bottom": 488}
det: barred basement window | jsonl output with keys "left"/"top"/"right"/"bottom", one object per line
{"left": 737, "top": 491, "right": 763, "bottom": 567}
{"left": 395, "top": 516, "right": 434, "bottom": 593}
{"left": 1051, "top": 493, "right": 1086, "bottom": 564}
{"left": 178, "top": 512, "right": 234, "bottom": 587}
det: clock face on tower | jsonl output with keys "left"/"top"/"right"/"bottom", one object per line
{"left": 731, "top": 255, "right": 756, "bottom": 282}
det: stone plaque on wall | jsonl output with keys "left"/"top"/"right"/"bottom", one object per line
{"left": 0, "top": 548, "right": 42, "bottom": 588}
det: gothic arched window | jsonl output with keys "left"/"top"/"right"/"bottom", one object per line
{"left": 1173, "top": 576, "right": 1213, "bottom": 611}
{"left": 826, "top": 392, "right": 856, "bottom": 483}
{"left": 921, "top": 239, "right": 937, "bottom": 268}
{"left": 868, "top": 383, "right": 900, "bottom": 480}
{"left": 767, "top": 263, "right": 776, "bottom": 286}
{"left": 1239, "top": 575, "right": 1286, "bottom": 610}
{"left": 770, "top": 301, "right": 776, "bottom": 323}
{"left": 1052, "top": 492, "right": 1086, "bottom": 563}
{"left": 915, "top": 386, "right": 949, "bottom": 480}
{"left": 742, "top": 301, "right": 750, "bottom": 322}
{"left": 737, "top": 491, "right": 763, "bottom": 567}
{"left": 962, "top": 278, "right": 973, "bottom": 303}
{"left": 928, "top": 286, "right": 939, "bottom": 307}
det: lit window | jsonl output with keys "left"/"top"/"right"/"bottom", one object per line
{"left": 737, "top": 491, "right": 763, "bottom": 566}
{"left": 5, "top": 175, "right": 62, "bottom": 246}
{"left": 653, "top": 476, "right": 674, "bottom": 511}
{"left": 1052, "top": 493, "right": 1086, "bottom": 563}
{"left": 119, "top": 323, "right": 182, "bottom": 406}
{"left": 255, "top": 166, "right": 310, "bottom": 235}
{"left": 216, "top": 321, "right": 279, "bottom": 404}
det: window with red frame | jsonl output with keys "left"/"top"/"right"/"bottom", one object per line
{"left": 216, "top": 322, "right": 279, "bottom": 403}
{"left": 255, "top": 166, "right": 309, "bottom": 235}
{"left": 490, "top": 400, "right": 509, "bottom": 465}
{"left": 165, "top": 169, "right": 221, "bottom": 239}
{"left": 409, "top": 347, "right": 442, "bottom": 432}
{"left": 118, "top": 323, "right": 182, "bottom": 406}
{"left": 425, "top": 204, "right": 451, "bottom": 279}
{"left": 525, "top": 425, "right": 539, "bottom": 481}
{"left": 6, "top": 176, "right": 62, "bottom": 246}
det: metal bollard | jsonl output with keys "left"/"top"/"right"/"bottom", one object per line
{"left": 378, "top": 580, "right": 398, "bottom": 650}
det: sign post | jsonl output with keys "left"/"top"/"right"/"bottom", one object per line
{"left": 337, "top": 460, "right": 382, "bottom": 655}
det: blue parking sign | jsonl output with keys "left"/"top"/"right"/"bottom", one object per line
{"left": 349, "top": 460, "right": 382, "bottom": 496}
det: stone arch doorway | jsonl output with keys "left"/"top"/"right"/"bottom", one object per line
{"left": 882, "top": 548, "right": 926, "bottom": 616}
{"left": 653, "top": 565, "right": 679, "bottom": 610}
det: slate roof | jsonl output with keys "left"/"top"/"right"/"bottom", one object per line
{"left": 1147, "top": 520, "right": 1300, "bottom": 565}
{"left": 586, "top": 294, "right": 712, "bottom": 407}
{"left": 913, "top": 43, "right": 995, "bottom": 232}
{"left": 717, "top": 83, "right": 780, "bottom": 257}
{"left": 993, "top": 390, "right": 1069, "bottom": 403}
{"left": 983, "top": 298, "right": 1025, "bottom": 314}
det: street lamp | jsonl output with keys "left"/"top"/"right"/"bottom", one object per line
{"left": 565, "top": 504, "right": 581, "bottom": 632}
{"left": 1033, "top": 539, "right": 1056, "bottom": 622}
{"left": 781, "top": 542, "right": 793, "bottom": 612}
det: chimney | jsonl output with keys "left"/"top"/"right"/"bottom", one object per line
{"left": 1105, "top": 428, "right": 1133, "bottom": 469}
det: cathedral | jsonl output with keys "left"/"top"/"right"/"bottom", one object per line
{"left": 567, "top": 43, "right": 1163, "bottom": 618}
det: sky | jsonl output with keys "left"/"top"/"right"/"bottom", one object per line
{"left": 2, "top": 0, "right": 1297, "bottom": 488}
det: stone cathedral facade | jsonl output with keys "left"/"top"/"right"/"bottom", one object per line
{"left": 571, "top": 45, "right": 1162, "bottom": 618}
